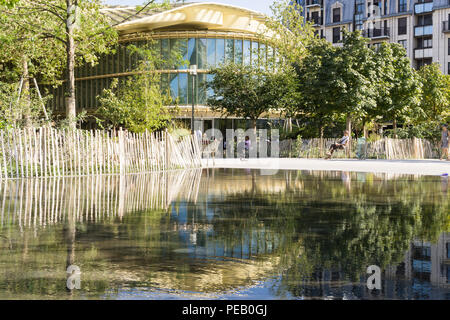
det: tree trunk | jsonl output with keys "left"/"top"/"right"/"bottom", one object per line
{"left": 363, "top": 123, "right": 368, "bottom": 139}
{"left": 320, "top": 125, "right": 324, "bottom": 157}
{"left": 393, "top": 117, "right": 397, "bottom": 139}
{"left": 252, "top": 119, "right": 257, "bottom": 135}
{"left": 346, "top": 115, "right": 352, "bottom": 158}
{"left": 285, "top": 118, "right": 292, "bottom": 133}
{"left": 21, "top": 57, "right": 32, "bottom": 128}
{"left": 65, "top": 1, "right": 76, "bottom": 129}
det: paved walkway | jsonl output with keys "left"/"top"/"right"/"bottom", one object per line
{"left": 201, "top": 158, "right": 450, "bottom": 176}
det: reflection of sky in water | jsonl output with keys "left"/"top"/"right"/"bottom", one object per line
{"left": 0, "top": 169, "right": 448, "bottom": 300}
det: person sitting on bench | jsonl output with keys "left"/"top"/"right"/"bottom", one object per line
{"left": 325, "top": 130, "right": 349, "bottom": 159}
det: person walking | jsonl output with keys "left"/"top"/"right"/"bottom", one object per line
{"left": 440, "top": 124, "right": 449, "bottom": 161}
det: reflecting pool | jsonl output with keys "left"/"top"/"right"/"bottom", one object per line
{"left": 0, "top": 169, "right": 448, "bottom": 300}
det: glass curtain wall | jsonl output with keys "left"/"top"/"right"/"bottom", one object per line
{"left": 48, "top": 37, "right": 273, "bottom": 112}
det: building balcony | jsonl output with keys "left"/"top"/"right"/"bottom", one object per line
{"left": 362, "top": 28, "right": 390, "bottom": 39}
{"left": 414, "top": 1, "right": 433, "bottom": 14}
{"left": 306, "top": 16, "right": 323, "bottom": 26}
{"left": 305, "top": 0, "right": 323, "bottom": 8}
{"left": 414, "top": 47, "right": 433, "bottom": 59}
{"left": 414, "top": 25, "right": 433, "bottom": 37}
{"left": 443, "top": 21, "right": 450, "bottom": 33}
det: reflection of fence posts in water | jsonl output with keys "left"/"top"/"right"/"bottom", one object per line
{"left": 0, "top": 170, "right": 202, "bottom": 229}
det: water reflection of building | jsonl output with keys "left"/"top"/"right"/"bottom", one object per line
{"left": 289, "top": 233, "right": 450, "bottom": 300}
{"left": 387, "top": 233, "right": 450, "bottom": 298}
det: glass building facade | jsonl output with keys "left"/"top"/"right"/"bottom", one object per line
{"left": 46, "top": 34, "right": 273, "bottom": 114}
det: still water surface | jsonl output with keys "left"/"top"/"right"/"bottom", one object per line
{"left": 0, "top": 169, "right": 449, "bottom": 300}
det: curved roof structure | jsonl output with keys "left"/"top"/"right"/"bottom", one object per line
{"left": 111, "top": 2, "right": 269, "bottom": 36}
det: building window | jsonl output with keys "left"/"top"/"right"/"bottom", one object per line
{"left": 398, "top": 39, "right": 407, "bottom": 51}
{"left": 448, "top": 38, "right": 450, "bottom": 55}
{"left": 417, "top": 36, "right": 432, "bottom": 49}
{"left": 398, "top": 17, "right": 407, "bottom": 35}
{"left": 448, "top": 62, "right": 450, "bottom": 74}
{"left": 332, "top": 27, "right": 341, "bottom": 43}
{"left": 417, "top": 14, "right": 433, "bottom": 26}
{"left": 398, "top": 0, "right": 407, "bottom": 12}
{"left": 384, "top": 0, "right": 388, "bottom": 15}
{"left": 333, "top": 8, "right": 341, "bottom": 23}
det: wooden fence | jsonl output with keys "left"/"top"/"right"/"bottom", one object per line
{"left": 0, "top": 127, "right": 202, "bottom": 179}
{"left": 281, "top": 137, "right": 439, "bottom": 159}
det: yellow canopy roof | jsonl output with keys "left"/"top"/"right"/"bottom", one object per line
{"left": 114, "top": 2, "right": 269, "bottom": 36}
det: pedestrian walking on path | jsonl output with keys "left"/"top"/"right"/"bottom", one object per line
{"left": 440, "top": 124, "right": 449, "bottom": 161}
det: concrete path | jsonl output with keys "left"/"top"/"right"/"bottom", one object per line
{"left": 201, "top": 158, "right": 450, "bottom": 176}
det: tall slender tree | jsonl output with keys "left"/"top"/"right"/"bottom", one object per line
{"left": 0, "top": 0, "right": 118, "bottom": 127}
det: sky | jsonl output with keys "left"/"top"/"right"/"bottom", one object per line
{"left": 102, "top": 0, "right": 274, "bottom": 16}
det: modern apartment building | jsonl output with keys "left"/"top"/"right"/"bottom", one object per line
{"left": 295, "top": 0, "right": 450, "bottom": 73}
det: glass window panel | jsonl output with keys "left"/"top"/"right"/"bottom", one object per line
{"left": 243, "top": 40, "right": 251, "bottom": 66}
{"left": 76, "top": 81, "right": 81, "bottom": 110}
{"left": 170, "top": 73, "right": 179, "bottom": 104}
{"left": 161, "top": 39, "right": 170, "bottom": 69}
{"left": 160, "top": 73, "right": 169, "bottom": 95}
{"left": 89, "top": 79, "right": 94, "bottom": 109}
{"left": 130, "top": 43, "right": 137, "bottom": 71}
{"left": 188, "top": 38, "right": 197, "bottom": 66}
{"left": 170, "top": 38, "right": 188, "bottom": 69}
{"left": 198, "top": 38, "right": 207, "bottom": 69}
{"left": 206, "top": 74, "right": 214, "bottom": 99}
{"left": 109, "top": 52, "right": 115, "bottom": 74}
{"left": 188, "top": 74, "right": 200, "bottom": 105}
{"left": 259, "top": 43, "right": 266, "bottom": 69}
{"left": 251, "top": 41, "right": 259, "bottom": 68}
{"left": 179, "top": 73, "right": 188, "bottom": 104}
{"left": 225, "top": 39, "right": 234, "bottom": 63}
{"left": 234, "top": 39, "right": 243, "bottom": 65}
{"left": 179, "top": 38, "right": 188, "bottom": 69}
{"left": 188, "top": 74, "right": 193, "bottom": 105}
{"left": 216, "top": 39, "right": 225, "bottom": 65}
{"left": 81, "top": 80, "right": 86, "bottom": 108}
{"left": 207, "top": 38, "right": 216, "bottom": 68}
{"left": 268, "top": 46, "right": 274, "bottom": 71}
{"left": 150, "top": 39, "right": 161, "bottom": 58}
{"left": 198, "top": 73, "right": 206, "bottom": 105}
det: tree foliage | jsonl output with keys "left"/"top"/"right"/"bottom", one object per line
{"left": 96, "top": 43, "right": 183, "bottom": 133}
{"left": 0, "top": 0, "right": 118, "bottom": 126}
{"left": 206, "top": 63, "right": 298, "bottom": 129}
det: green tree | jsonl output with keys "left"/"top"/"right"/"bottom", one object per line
{"left": 0, "top": 0, "right": 18, "bottom": 7}
{"left": 371, "top": 42, "right": 421, "bottom": 137}
{"left": 262, "top": 0, "right": 315, "bottom": 67}
{"left": 206, "top": 63, "right": 298, "bottom": 132}
{"left": 292, "top": 31, "right": 379, "bottom": 145}
{"left": 331, "top": 31, "right": 379, "bottom": 139}
{"left": 96, "top": 44, "right": 177, "bottom": 133}
{"left": 0, "top": 0, "right": 118, "bottom": 127}
{"left": 417, "top": 63, "right": 450, "bottom": 123}
{"left": 294, "top": 40, "right": 341, "bottom": 142}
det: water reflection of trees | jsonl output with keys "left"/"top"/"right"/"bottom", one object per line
{"left": 202, "top": 170, "right": 449, "bottom": 298}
